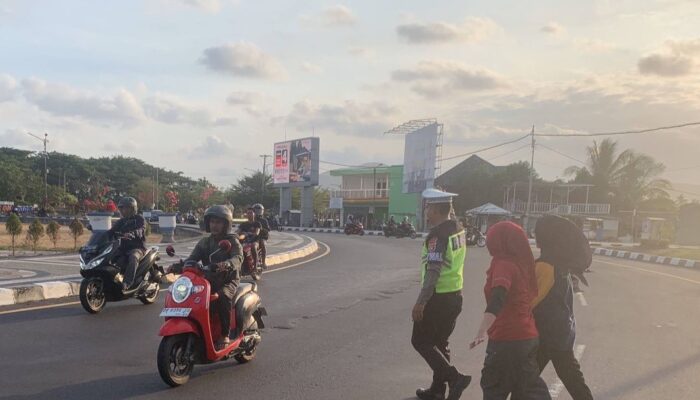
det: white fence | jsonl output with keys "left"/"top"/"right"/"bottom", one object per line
{"left": 329, "top": 189, "right": 389, "bottom": 200}
{"left": 506, "top": 202, "right": 610, "bottom": 215}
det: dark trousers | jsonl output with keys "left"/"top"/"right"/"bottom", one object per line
{"left": 213, "top": 282, "right": 237, "bottom": 338}
{"left": 411, "top": 292, "right": 462, "bottom": 384}
{"left": 259, "top": 239, "right": 267, "bottom": 265}
{"left": 117, "top": 248, "right": 143, "bottom": 286}
{"left": 481, "top": 338, "right": 551, "bottom": 400}
{"left": 537, "top": 346, "right": 593, "bottom": 400}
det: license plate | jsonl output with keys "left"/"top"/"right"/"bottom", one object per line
{"left": 160, "top": 308, "right": 191, "bottom": 317}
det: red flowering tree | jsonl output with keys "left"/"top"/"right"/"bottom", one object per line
{"left": 164, "top": 191, "right": 179, "bottom": 212}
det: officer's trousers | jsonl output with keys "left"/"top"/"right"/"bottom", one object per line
{"left": 411, "top": 292, "right": 462, "bottom": 384}
{"left": 481, "top": 338, "right": 551, "bottom": 400}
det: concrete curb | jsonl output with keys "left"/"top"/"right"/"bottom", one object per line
{"left": 592, "top": 247, "right": 698, "bottom": 269}
{"left": 280, "top": 226, "right": 426, "bottom": 238}
{"left": 0, "top": 235, "right": 320, "bottom": 307}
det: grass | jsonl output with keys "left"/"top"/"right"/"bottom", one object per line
{"left": 1, "top": 223, "right": 162, "bottom": 253}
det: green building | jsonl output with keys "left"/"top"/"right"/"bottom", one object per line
{"left": 329, "top": 164, "right": 419, "bottom": 229}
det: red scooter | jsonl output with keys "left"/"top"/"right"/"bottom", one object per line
{"left": 157, "top": 242, "right": 267, "bottom": 387}
{"left": 239, "top": 233, "right": 263, "bottom": 281}
{"left": 344, "top": 222, "right": 365, "bottom": 236}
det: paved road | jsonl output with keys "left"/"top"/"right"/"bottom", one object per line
{"left": 1, "top": 233, "right": 700, "bottom": 399}
{"left": 0, "top": 231, "right": 308, "bottom": 287}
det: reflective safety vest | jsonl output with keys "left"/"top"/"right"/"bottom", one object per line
{"left": 421, "top": 229, "right": 467, "bottom": 293}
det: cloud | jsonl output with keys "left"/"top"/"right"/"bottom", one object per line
{"left": 573, "top": 38, "right": 618, "bottom": 53}
{"left": 396, "top": 17, "right": 499, "bottom": 44}
{"left": 174, "top": 0, "right": 221, "bottom": 12}
{"left": 0, "top": 74, "right": 19, "bottom": 102}
{"left": 200, "top": 42, "right": 286, "bottom": 79}
{"left": 102, "top": 140, "right": 137, "bottom": 153}
{"left": 301, "top": 62, "right": 324, "bottom": 74}
{"left": 21, "top": 77, "right": 145, "bottom": 126}
{"left": 638, "top": 38, "right": 700, "bottom": 77}
{"left": 143, "top": 95, "right": 236, "bottom": 126}
{"left": 300, "top": 5, "right": 356, "bottom": 27}
{"left": 347, "top": 46, "right": 374, "bottom": 58}
{"left": 226, "top": 91, "right": 264, "bottom": 105}
{"left": 188, "top": 135, "right": 234, "bottom": 159}
{"left": 282, "top": 99, "right": 399, "bottom": 137}
{"left": 540, "top": 22, "right": 566, "bottom": 36}
{"left": 392, "top": 61, "right": 508, "bottom": 96}
{"left": 0, "top": 129, "right": 34, "bottom": 148}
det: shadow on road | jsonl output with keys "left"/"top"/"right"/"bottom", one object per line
{"left": 0, "top": 372, "right": 167, "bottom": 400}
{"left": 596, "top": 350, "right": 700, "bottom": 399}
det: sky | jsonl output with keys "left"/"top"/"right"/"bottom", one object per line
{"left": 1, "top": 0, "right": 699, "bottom": 197}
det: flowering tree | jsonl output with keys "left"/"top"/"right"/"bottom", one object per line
{"left": 164, "top": 191, "right": 179, "bottom": 212}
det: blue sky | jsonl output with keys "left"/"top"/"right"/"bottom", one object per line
{"left": 1, "top": 0, "right": 699, "bottom": 193}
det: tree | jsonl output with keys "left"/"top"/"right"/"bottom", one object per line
{"left": 69, "top": 218, "right": 85, "bottom": 250}
{"left": 5, "top": 213, "right": 22, "bottom": 256}
{"left": 26, "top": 219, "right": 45, "bottom": 254}
{"left": 46, "top": 220, "right": 61, "bottom": 249}
{"left": 226, "top": 172, "right": 278, "bottom": 212}
{"left": 565, "top": 139, "right": 670, "bottom": 210}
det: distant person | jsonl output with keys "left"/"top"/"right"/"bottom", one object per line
{"left": 251, "top": 203, "right": 270, "bottom": 268}
{"left": 470, "top": 221, "right": 551, "bottom": 400}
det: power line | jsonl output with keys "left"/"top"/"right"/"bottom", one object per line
{"left": 537, "top": 143, "right": 586, "bottom": 165}
{"left": 439, "top": 133, "right": 531, "bottom": 162}
{"left": 484, "top": 143, "right": 531, "bottom": 162}
{"left": 535, "top": 121, "right": 700, "bottom": 137}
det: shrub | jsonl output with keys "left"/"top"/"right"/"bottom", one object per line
{"left": 5, "top": 214, "right": 23, "bottom": 256}
{"left": 69, "top": 218, "right": 85, "bottom": 250}
{"left": 46, "top": 220, "right": 61, "bottom": 249}
{"left": 26, "top": 219, "right": 45, "bottom": 254}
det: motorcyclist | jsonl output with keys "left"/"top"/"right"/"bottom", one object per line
{"left": 251, "top": 203, "right": 270, "bottom": 269}
{"left": 109, "top": 197, "right": 146, "bottom": 291}
{"left": 237, "top": 207, "right": 263, "bottom": 268}
{"left": 346, "top": 214, "right": 355, "bottom": 226}
{"left": 168, "top": 205, "right": 243, "bottom": 350}
{"left": 400, "top": 216, "right": 412, "bottom": 230}
{"left": 388, "top": 215, "right": 397, "bottom": 228}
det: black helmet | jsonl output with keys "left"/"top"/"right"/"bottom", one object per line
{"left": 252, "top": 203, "right": 264, "bottom": 216}
{"left": 118, "top": 197, "right": 137, "bottom": 212}
{"left": 203, "top": 205, "right": 234, "bottom": 233}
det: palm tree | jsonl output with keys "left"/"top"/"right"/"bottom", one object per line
{"left": 565, "top": 139, "right": 670, "bottom": 209}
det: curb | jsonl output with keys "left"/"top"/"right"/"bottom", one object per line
{"left": 280, "top": 226, "right": 426, "bottom": 238}
{"left": 592, "top": 247, "right": 698, "bottom": 269}
{"left": 0, "top": 235, "right": 320, "bottom": 307}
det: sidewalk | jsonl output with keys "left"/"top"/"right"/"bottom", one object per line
{"left": 0, "top": 232, "right": 319, "bottom": 307}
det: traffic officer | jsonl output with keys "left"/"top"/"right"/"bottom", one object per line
{"left": 412, "top": 188, "right": 471, "bottom": 400}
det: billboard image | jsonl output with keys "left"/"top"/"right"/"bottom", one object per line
{"left": 273, "top": 137, "right": 320, "bottom": 187}
{"left": 402, "top": 123, "right": 438, "bottom": 193}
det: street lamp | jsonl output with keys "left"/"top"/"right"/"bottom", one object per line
{"left": 24, "top": 132, "right": 49, "bottom": 209}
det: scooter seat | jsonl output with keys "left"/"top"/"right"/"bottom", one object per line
{"left": 233, "top": 282, "right": 255, "bottom": 304}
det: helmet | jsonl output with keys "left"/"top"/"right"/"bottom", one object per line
{"left": 403, "top": 216, "right": 409, "bottom": 222}
{"left": 118, "top": 197, "right": 137, "bottom": 213}
{"left": 203, "top": 205, "right": 234, "bottom": 233}
{"left": 252, "top": 203, "right": 265, "bottom": 217}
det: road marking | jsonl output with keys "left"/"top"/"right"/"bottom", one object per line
{"left": 0, "top": 240, "right": 330, "bottom": 315}
{"left": 549, "top": 344, "right": 586, "bottom": 398}
{"left": 576, "top": 292, "right": 588, "bottom": 307}
{"left": 596, "top": 258, "right": 700, "bottom": 286}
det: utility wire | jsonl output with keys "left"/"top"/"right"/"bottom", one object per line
{"left": 439, "top": 133, "right": 531, "bottom": 162}
{"left": 485, "top": 143, "right": 531, "bottom": 162}
{"left": 537, "top": 143, "right": 586, "bottom": 165}
{"left": 534, "top": 121, "right": 700, "bottom": 137}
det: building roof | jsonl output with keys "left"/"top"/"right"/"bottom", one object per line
{"left": 436, "top": 155, "right": 501, "bottom": 184}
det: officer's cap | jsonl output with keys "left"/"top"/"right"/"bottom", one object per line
{"left": 422, "top": 188, "right": 458, "bottom": 204}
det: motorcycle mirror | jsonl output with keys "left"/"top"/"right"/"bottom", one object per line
{"left": 86, "top": 224, "right": 93, "bottom": 232}
{"left": 166, "top": 245, "right": 176, "bottom": 257}
{"left": 218, "top": 240, "right": 232, "bottom": 253}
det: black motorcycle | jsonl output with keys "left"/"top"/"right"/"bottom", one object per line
{"left": 78, "top": 231, "right": 165, "bottom": 314}
{"left": 382, "top": 223, "right": 398, "bottom": 238}
{"left": 395, "top": 223, "right": 418, "bottom": 239}
{"left": 466, "top": 229, "right": 487, "bottom": 247}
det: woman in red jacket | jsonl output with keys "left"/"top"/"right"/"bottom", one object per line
{"left": 470, "top": 221, "right": 551, "bottom": 400}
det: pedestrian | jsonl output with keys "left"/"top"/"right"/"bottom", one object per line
{"left": 470, "top": 221, "right": 551, "bottom": 400}
{"left": 412, "top": 188, "right": 471, "bottom": 400}
{"left": 524, "top": 215, "right": 594, "bottom": 400}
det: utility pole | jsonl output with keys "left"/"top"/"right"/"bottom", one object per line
{"left": 260, "top": 154, "right": 271, "bottom": 202}
{"left": 525, "top": 125, "right": 535, "bottom": 230}
{"left": 25, "top": 132, "right": 49, "bottom": 209}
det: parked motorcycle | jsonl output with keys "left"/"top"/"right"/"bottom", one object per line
{"left": 382, "top": 223, "right": 397, "bottom": 238}
{"left": 239, "top": 233, "right": 264, "bottom": 281}
{"left": 344, "top": 222, "right": 365, "bottom": 236}
{"left": 78, "top": 231, "right": 164, "bottom": 314}
{"left": 395, "top": 223, "right": 418, "bottom": 239}
{"left": 466, "top": 229, "right": 487, "bottom": 247}
{"left": 157, "top": 242, "right": 267, "bottom": 387}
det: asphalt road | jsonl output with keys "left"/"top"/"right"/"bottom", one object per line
{"left": 1, "top": 233, "right": 700, "bottom": 399}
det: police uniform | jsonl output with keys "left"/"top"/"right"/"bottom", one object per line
{"left": 412, "top": 189, "right": 471, "bottom": 400}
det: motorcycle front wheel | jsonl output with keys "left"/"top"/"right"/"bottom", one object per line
{"left": 477, "top": 237, "right": 487, "bottom": 247}
{"left": 234, "top": 321, "right": 260, "bottom": 364}
{"left": 158, "top": 334, "right": 195, "bottom": 387}
{"left": 138, "top": 280, "right": 160, "bottom": 304}
{"left": 79, "top": 277, "right": 106, "bottom": 314}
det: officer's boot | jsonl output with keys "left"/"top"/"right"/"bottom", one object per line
{"left": 416, "top": 382, "right": 446, "bottom": 400}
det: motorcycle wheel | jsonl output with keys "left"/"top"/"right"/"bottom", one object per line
{"left": 410, "top": 232, "right": 417, "bottom": 239}
{"left": 359, "top": 230, "right": 365, "bottom": 236}
{"left": 79, "top": 277, "right": 106, "bottom": 314}
{"left": 234, "top": 321, "right": 259, "bottom": 364}
{"left": 251, "top": 267, "right": 262, "bottom": 281}
{"left": 138, "top": 280, "right": 160, "bottom": 305}
{"left": 477, "top": 237, "right": 487, "bottom": 247}
{"left": 158, "top": 334, "right": 195, "bottom": 387}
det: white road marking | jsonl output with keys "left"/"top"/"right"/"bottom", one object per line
{"left": 576, "top": 292, "right": 588, "bottom": 307}
{"left": 0, "top": 240, "right": 330, "bottom": 315}
{"left": 0, "top": 274, "right": 81, "bottom": 286}
{"left": 549, "top": 344, "right": 586, "bottom": 398}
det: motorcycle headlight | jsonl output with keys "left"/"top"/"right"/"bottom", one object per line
{"left": 171, "top": 277, "right": 193, "bottom": 304}
{"left": 82, "top": 256, "right": 106, "bottom": 270}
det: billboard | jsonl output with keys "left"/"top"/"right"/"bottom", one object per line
{"left": 402, "top": 123, "right": 438, "bottom": 193}
{"left": 273, "top": 137, "right": 320, "bottom": 187}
